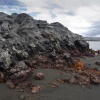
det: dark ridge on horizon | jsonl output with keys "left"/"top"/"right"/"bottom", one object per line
{"left": 84, "top": 37, "right": 100, "bottom": 41}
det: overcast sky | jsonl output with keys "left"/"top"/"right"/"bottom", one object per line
{"left": 0, "top": 0, "right": 100, "bottom": 37}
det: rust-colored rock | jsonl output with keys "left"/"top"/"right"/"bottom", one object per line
{"left": 90, "top": 76, "right": 100, "bottom": 85}
{"left": 57, "top": 79, "right": 64, "bottom": 83}
{"left": 71, "top": 60, "right": 85, "bottom": 70}
{"left": 0, "top": 72, "right": 4, "bottom": 83}
{"left": 31, "top": 86, "right": 39, "bottom": 94}
{"left": 31, "top": 85, "right": 44, "bottom": 94}
{"left": 34, "top": 72, "right": 44, "bottom": 80}
{"left": 17, "top": 81, "right": 33, "bottom": 89}
{"left": 51, "top": 82, "right": 59, "bottom": 88}
{"left": 6, "top": 80, "right": 15, "bottom": 89}
{"left": 69, "top": 77, "right": 77, "bottom": 84}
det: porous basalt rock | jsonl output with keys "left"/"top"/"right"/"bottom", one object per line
{"left": 5, "top": 61, "right": 31, "bottom": 85}
{"left": 0, "top": 12, "right": 89, "bottom": 68}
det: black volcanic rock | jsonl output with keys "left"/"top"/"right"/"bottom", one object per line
{"left": 0, "top": 12, "right": 89, "bottom": 68}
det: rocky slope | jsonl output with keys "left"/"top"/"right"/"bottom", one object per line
{"left": 0, "top": 12, "right": 89, "bottom": 69}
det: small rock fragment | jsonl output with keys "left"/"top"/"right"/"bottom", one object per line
{"left": 10, "top": 68, "right": 17, "bottom": 73}
{"left": 31, "top": 87, "right": 39, "bottom": 94}
{"left": 20, "top": 95, "right": 25, "bottom": 100}
{"left": 6, "top": 80, "right": 15, "bottom": 89}
{"left": 69, "top": 77, "right": 77, "bottom": 84}
{"left": 95, "top": 62, "right": 100, "bottom": 66}
{"left": 90, "top": 77, "right": 100, "bottom": 85}
{"left": 0, "top": 72, "right": 4, "bottom": 83}
{"left": 57, "top": 79, "right": 64, "bottom": 83}
{"left": 51, "top": 82, "right": 59, "bottom": 88}
{"left": 31, "top": 85, "right": 44, "bottom": 94}
{"left": 34, "top": 72, "right": 44, "bottom": 80}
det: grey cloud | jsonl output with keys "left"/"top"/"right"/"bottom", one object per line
{"left": 66, "top": 11, "right": 75, "bottom": 16}
{"left": 51, "top": 13, "right": 57, "bottom": 18}
{"left": 44, "top": 3, "right": 62, "bottom": 10}
{"left": 84, "top": 29, "right": 100, "bottom": 37}
{"left": 1, "top": 0, "right": 100, "bottom": 37}
{"left": 48, "top": 0, "right": 100, "bottom": 11}
{"left": 83, "top": 21, "right": 100, "bottom": 37}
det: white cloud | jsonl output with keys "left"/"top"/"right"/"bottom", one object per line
{"left": 34, "top": 12, "right": 91, "bottom": 34}
{"left": 0, "top": 5, "right": 26, "bottom": 14}
{"left": 77, "top": 6, "right": 100, "bottom": 22}
{"left": 17, "top": 0, "right": 100, "bottom": 36}
{"left": 1, "top": 0, "right": 100, "bottom": 36}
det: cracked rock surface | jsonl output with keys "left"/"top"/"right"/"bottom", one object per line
{"left": 0, "top": 12, "right": 89, "bottom": 68}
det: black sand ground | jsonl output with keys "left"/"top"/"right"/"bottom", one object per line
{"left": 0, "top": 55, "right": 100, "bottom": 100}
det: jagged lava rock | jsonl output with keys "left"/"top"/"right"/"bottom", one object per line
{"left": 0, "top": 12, "right": 89, "bottom": 68}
